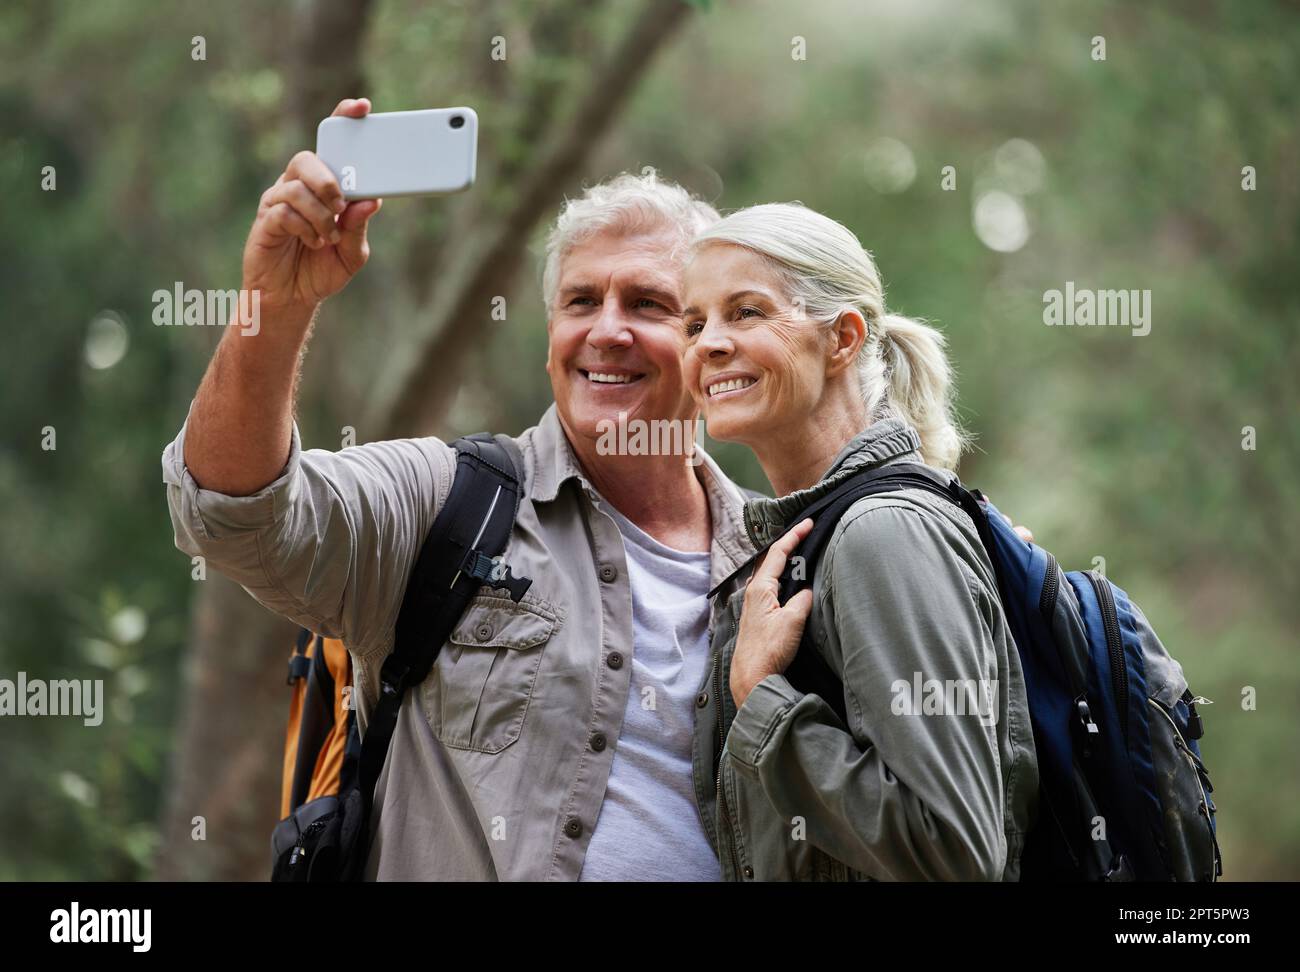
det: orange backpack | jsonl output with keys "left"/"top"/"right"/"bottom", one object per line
{"left": 280, "top": 629, "right": 356, "bottom": 821}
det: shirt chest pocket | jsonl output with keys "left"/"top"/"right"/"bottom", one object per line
{"left": 422, "top": 593, "right": 560, "bottom": 754}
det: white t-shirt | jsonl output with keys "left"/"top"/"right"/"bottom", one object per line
{"left": 578, "top": 500, "right": 722, "bottom": 881}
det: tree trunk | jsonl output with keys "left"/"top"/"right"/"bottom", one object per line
{"left": 154, "top": 573, "right": 297, "bottom": 880}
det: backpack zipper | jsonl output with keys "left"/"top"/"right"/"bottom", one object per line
{"left": 1088, "top": 572, "right": 1129, "bottom": 745}
{"left": 1039, "top": 552, "right": 1060, "bottom": 619}
{"left": 288, "top": 816, "right": 330, "bottom": 869}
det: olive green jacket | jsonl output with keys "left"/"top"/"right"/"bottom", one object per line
{"left": 689, "top": 419, "right": 1039, "bottom": 880}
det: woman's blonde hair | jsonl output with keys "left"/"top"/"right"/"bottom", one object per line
{"left": 692, "top": 203, "right": 969, "bottom": 470}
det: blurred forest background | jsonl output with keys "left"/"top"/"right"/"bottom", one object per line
{"left": 0, "top": 0, "right": 1296, "bottom": 880}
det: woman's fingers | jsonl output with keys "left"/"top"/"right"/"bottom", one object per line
{"left": 784, "top": 586, "right": 814, "bottom": 621}
{"left": 752, "top": 517, "right": 814, "bottom": 587}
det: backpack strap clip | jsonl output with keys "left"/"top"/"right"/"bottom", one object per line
{"left": 459, "top": 548, "right": 533, "bottom": 603}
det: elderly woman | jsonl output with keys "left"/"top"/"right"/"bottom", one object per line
{"left": 681, "top": 203, "right": 1038, "bottom": 881}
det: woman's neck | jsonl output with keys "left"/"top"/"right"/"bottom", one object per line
{"left": 752, "top": 390, "right": 869, "bottom": 497}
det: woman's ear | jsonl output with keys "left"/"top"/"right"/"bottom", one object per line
{"left": 825, "top": 310, "right": 866, "bottom": 377}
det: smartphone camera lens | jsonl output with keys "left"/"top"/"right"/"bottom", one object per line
{"left": 449, "top": 115, "right": 465, "bottom": 129}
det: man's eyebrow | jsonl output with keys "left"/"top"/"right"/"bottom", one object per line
{"left": 632, "top": 285, "right": 682, "bottom": 309}
{"left": 557, "top": 283, "right": 598, "bottom": 299}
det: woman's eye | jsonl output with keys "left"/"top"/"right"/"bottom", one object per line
{"left": 684, "top": 320, "right": 704, "bottom": 337}
{"left": 737, "top": 306, "right": 762, "bottom": 320}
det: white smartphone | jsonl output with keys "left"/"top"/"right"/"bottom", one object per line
{"left": 315, "top": 107, "right": 478, "bottom": 200}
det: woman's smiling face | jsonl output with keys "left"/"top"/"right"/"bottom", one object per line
{"left": 681, "top": 243, "right": 831, "bottom": 448}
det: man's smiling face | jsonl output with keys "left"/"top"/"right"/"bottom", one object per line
{"left": 546, "top": 227, "right": 699, "bottom": 449}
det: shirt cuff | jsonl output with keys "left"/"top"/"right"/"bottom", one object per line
{"left": 161, "top": 403, "right": 303, "bottom": 543}
{"left": 725, "top": 673, "right": 803, "bottom": 768}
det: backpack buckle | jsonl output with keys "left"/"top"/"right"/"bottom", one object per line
{"left": 459, "top": 549, "right": 533, "bottom": 603}
{"left": 286, "top": 653, "right": 311, "bottom": 685}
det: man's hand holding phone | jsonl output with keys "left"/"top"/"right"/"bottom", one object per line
{"left": 187, "top": 96, "right": 477, "bottom": 496}
{"left": 242, "top": 97, "right": 382, "bottom": 315}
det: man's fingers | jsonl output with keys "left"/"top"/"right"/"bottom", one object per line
{"left": 267, "top": 180, "right": 338, "bottom": 242}
{"left": 334, "top": 200, "right": 379, "bottom": 269}
{"left": 338, "top": 198, "right": 381, "bottom": 232}
{"left": 330, "top": 97, "right": 372, "bottom": 118}
{"left": 265, "top": 203, "right": 324, "bottom": 249}
{"left": 284, "top": 151, "right": 346, "bottom": 215}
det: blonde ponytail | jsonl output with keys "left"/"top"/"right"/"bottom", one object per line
{"left": 877, "top": 314, "right": 967, "bottom": 470}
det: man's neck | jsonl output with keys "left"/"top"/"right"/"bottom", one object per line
{"left": 567, "top": 428, "right": 713, "bottom": 554}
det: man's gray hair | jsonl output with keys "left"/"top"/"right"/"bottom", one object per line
{"left": 541, "top": 169, "right": 719, "bottom": 309}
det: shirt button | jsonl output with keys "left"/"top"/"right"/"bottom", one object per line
{"left": 590, "top": 732, "right": 607, "bottom": 752}
{"left": 606, "top": 652, "right": 623, "bottom": 670}
{"left": 743, "top": 865, "right": 754, "bottom": 879}
{"left": 474, "top": 622, "right": 494, "bottom": 641}
{"left": 599, "top": 563, "right": 618, "bottom": 583}
{"left": 695, "top": 691, "right": 709, "bottom": 708}
{"left": 564, "top": 817, "right": 583, "bottom": 839}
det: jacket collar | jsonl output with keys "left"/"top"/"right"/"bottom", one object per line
{"left": 742, "top": 418, "right": 923, "bottom": 548}
{"left": 526, "top": 403, "right": 755, "bottom": 583}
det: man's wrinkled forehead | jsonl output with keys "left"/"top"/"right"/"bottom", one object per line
{"left": 554, "top": 228, "right": 686, "bottom": 308}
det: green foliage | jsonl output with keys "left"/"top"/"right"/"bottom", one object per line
{"left": 0, "top": 0, "right": 1295, "bottom": 878}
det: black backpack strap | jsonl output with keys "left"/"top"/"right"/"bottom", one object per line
{"left": 773, "top": 462, "right": 988, "bottom": 726}
{"left": 287, "top": 626, "right": 313, "bottom": 684}
{"left": 350, "top": 433, "right": 531, "bottom": 876}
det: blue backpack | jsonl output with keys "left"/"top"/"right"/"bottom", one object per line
{"left": 777, "top": 461, "right": 1221, "bottom": 882}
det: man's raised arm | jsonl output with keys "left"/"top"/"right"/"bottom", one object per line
{"left": 185, "top": 98, "right": 380, "bottom": 495}
{"left": 163, "top": 98, "right": 455, "bottom": 654}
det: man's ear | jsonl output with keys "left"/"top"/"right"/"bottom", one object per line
{"left": 825, "top": 310, "right": 866, "bottom": 377}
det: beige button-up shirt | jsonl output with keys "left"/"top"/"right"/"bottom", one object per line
{"left": 162, "top": 403, "right": 755, "bottom": 879}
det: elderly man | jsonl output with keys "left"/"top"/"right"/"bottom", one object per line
{"left": 164, "top": 98, "right": 750, "bottom": 880}
{"left": 164, "top": 99, "right": 1031, "bottom": 882}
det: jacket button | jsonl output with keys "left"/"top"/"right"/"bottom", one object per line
{"left": 599, "top": 564, "right": 618, "bottom": 583}
{"left": 564, "top": 817, "right": 583, "bottom": 839}
{"left": 590, "top": 732, "right": 607, "bottom": 752}
{"left": 606, "top": 652, "right": 623, "bottom": 670}
{"left": 743, "top": 865, "right": 754, "bottom": 879}
{"left": 695, "top": 691, "right": 709, "bottom": 708}
{"left": 474, "top": 623, "right": 494, "bottom": 641}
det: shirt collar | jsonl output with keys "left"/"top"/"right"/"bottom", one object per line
{"left": 525, "top": 403, "right": 756, "bottom": 583}
{"left": 742, "top": 418, "right": 923, "bottom": 548}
